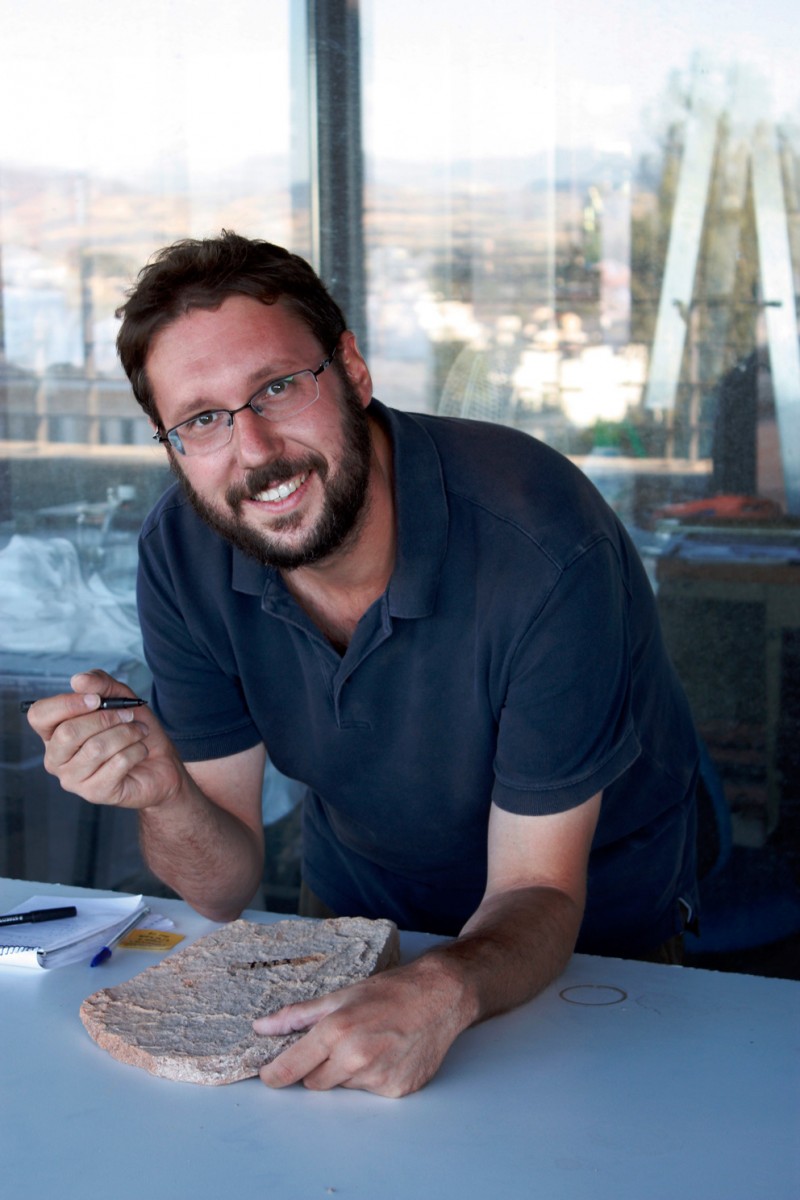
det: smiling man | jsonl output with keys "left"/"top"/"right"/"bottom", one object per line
{"left": 29, "top": 231, "right": 699, "bottom": 1097}
{"left": 152, "top": 297, "right": 376, "bottom": 575}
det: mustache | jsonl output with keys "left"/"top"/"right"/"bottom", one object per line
{"left": 225, "top": 454, "right": 328, "bottom": 509}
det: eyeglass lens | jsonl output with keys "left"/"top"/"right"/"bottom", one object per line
{"left": 172, "top": 368, "right": 321, "bottom": 456}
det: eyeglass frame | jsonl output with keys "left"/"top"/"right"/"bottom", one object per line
{"left": 152, "top": 349, "right": 337, "bottom": 456}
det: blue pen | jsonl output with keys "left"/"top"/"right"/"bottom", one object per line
{"left": 90, "top": 906, "right": 150, "bottom": 967}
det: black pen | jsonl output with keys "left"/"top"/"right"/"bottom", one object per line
{"left": 19, "top": 697, "right": 146, "bottom": 713}
{"left": 0, "top": 906, "right": 78, "bottom": 927}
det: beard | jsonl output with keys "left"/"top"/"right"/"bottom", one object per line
{"left": 172, "top": 384, "right": 373, "bottom": 571}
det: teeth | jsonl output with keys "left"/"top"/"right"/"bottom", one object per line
{"left": 253, "top": 473, "right": 307, "bottom": 503}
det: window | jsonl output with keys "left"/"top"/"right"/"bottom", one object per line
{"left": 362, "top": 1, "right": 800, "bottom": 873}
{"left": 2, "top": 2, "right": 798, "bottom": 966}
{"left": 0, "top": 0, "right": 301, "bottom": 891}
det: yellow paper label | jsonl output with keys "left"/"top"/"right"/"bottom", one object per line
{"left": 119, "top": 929, "right": 185, "bottom": 951}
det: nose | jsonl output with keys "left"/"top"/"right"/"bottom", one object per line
{"left": 232, "top": 404, "right": 286, "bottom": 465}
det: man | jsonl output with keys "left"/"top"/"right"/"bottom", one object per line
{"left": 30, "top": 232, "right": 699, "bottom": 1097}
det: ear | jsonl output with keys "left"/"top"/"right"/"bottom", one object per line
{"left": 337, "top": 330, "right": 373, "bottom": 408}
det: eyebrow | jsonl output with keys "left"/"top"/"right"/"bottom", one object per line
{"left": 245, "top": 360, "right": 295, "bottom": 391}
{"left": 167, "top": 361, "right": 299, "bottom": 427}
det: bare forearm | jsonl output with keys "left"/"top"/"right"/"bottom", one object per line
{"left": 421, "top": 885, "right": 583, "bottom": 1031}
{"left": 256, "top": 802, "right": 597, "bottom": 1097}
{"left": 256, "top": 884, "right": 583, "bottom": 1097}
{"left": 24, "top": 671, "right": 265, "bottom": 923}
{"left": 138, "top": 772, "right": 264, "bottom": 922}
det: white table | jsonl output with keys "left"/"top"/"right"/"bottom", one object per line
{"left": 1, "top": 878, "right": 797, "bottom": 1200}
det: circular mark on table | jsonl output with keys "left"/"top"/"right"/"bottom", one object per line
{"left": 559, "top": 984, "right": 628, "bottom": 1006}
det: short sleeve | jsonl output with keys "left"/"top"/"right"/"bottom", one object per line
{"left": 136, "top": 520, "right": 262, "bottom": 762}
{"left": 492, "top": 537, "right": 640, "bottom": 814}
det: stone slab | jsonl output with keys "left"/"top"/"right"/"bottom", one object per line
{"left": 80, "top": 916, "right": 399, "bottom": 1085}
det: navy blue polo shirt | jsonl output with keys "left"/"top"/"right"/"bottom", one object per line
{"left": 137, "top": 399, "right": 698, "bottom": 954}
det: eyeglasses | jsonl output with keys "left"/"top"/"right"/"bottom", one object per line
{"left": 154, "top": 351, "right": 336, "bottom": 457}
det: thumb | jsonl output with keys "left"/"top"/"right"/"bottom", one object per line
{"left": 70, "top": 669, "right": 136, "bottom": 702}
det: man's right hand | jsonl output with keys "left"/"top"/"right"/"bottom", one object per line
{"left": 28, "top": 668, "right": 266, "bottom": 922}
{"left": 26, "top": 668, "right": 184, "bottom": 812}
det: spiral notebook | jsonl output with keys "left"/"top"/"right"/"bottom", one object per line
{"left": 0, "top": 894, "right": 149, "bottom": 969}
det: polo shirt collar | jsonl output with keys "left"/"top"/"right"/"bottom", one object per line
{"left": 230, "top": 398, "right": 449, "bottom": 619}
{"left": 374, "top": 399, "right": 448, "bottom": 618}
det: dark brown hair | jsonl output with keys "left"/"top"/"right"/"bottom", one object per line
{"left": 115, "top": 230, "right": 347, "bottom": 424}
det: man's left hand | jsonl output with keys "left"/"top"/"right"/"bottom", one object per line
{"left": 253, "top": 957, "right": 471, "bottom": 1098}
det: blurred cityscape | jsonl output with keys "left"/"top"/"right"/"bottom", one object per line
{"left": 2, "top": 93, "right": 799, "bottom": 748}
{"left": 2, "top": 115, "right": 797, "bottom": 473}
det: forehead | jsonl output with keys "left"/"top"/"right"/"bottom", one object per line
{"left": 146, "top": 294, "right": 321, "bottom": 421}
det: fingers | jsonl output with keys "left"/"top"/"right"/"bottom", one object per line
{"left": 253, "top": 970, "right": 455, "bottom": 1098}
{"left": 255, "top": 988, "right": 372, "bottom": 1091}
{"left": 25, "top": 669, "right": 141, "bottom": 739}
{"left": 254, "top": 995, "right": 343, "bottom": 1088}
{"left": 258, "top": 1026, "right": 336, "bottom": 1091}
{"left": 258, "top": 1016, "right": 424, "bottom": 1098}
{"left": 44, "top": 707, "right": 150, "bottom": 804}
{"left": 24, "top": 669, "right": 169, "bottom": 811}
{"left": 252, "top": 994, "right": 336, "bottom": 1037}
{"left": 45, "top": 704, "right": 145, "bottom": 768}
{"left": 258, "top": 1022, "right": 404, "bottom": 1097}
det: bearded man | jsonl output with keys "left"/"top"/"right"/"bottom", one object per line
{"left": 29, "top": 231, "right": 699, "bottom": 1097}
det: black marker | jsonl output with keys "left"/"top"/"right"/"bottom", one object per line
{"left": 19, "top": 697, "right": 146, "bottom": 713}
{"left": 0, "top": 906, "right": 78, "bottom": 927}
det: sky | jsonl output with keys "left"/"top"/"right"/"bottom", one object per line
{"left": 0, "top": 0, "right": 797, "bottom": 177}
{"left": 363, "top": 0, "right": 799, "bottom": 162}
{"left": 0, "top": 0, "right": 292, "bottom": 177}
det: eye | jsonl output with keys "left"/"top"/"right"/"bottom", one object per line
{"left": 186, "top": 410, "right": 225, "bottom": 431}
{"left": 264, "top": 374, "right": 294, "bottom": 399}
